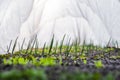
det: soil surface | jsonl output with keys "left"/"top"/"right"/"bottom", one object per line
{"left": 0, "top": 47, "right": 120, "bottom": 80}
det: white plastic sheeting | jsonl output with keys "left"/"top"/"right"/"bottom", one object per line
{"left": 0, "top": 0, "right": 120, "bottom": 54}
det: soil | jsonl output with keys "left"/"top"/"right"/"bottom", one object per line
{"left": 0, "top": 47, "right": 120, "bottom": 80}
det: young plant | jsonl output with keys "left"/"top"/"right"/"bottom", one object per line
{"left": 59, "top": 55, "right": 63, "bottom": 65}
{"left": 34, "top": 38, "right": 39, "bottom": 54}
{"left": 83, "top": 59, "right": 87, "bottom": 64}
{"left": 80, "top": 53, "right": 86, "bottom": 59}
{"left": 12, "top": 37, "right": 18, "bottom": 54}
{"left": 65, "top": 38, "right": 72, "bottom": 57}
{"left": 3, "top": 58, "right": 12, "bottom": 65}
{"left": 53, "top": 41, "right": 58, "bottom": 54}
{"left": 7, "top": 40, "right": 12, "bottom": 54}
{"left": 39, "top": 57, "right": 56, "bottom": 66}
{"left": 59, "top": 35, "right": 66, "bottom": 53}
{"left": 48, "top": 35, "right": 54, "bottom": 54}
{"left": 29, "top": 36, "right": 37, "bottom": 54}
{"left": 32, "top": 57, "right": 39, "bottom": 66}
{"left": 42, "top": 43, "right": 46, "bottom": 56}
{"left": 73, "top": 40, "right": 79, "bottom": 54}
{"left": 25, "top": 39, "right": 32, "bottom": 54}
{"left": 94, "top": 60, "right": 104, "bottom": 68}
{"left": 18, "top": 57, "right": 28, "bottom": 65}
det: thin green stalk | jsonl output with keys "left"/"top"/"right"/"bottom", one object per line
{"left": 7, "top": 40, "right": 12, "bottom": 54}
{"left": 59, "top": 35, "right": 66, "bottom": 53}
{"left": 20, "top": 38, "right": 25, "bottom": 51}
{"left": 29, "top": 37, "right": 37, "bottom": 54}
{"left": 48, "top": 35, "right": 54, "bottom": 54}
{"left": 42, "top": 43, "right": 46, "bottom": 57}
{"left": 12, "top": 37, "right": 18, "bottom": 54}
{"left": 65, "top": 38, "right": 72, "bottom": 57}
{"left": 81, "top": 39, "right": 85, "bottom": 54}
{"left": 107, "top": 38, "right": 112, "bottom": 47}
{"left": 35, "top": 37, "right": 39, "bottom": 54}
{"left": 54, "top": 41, "right": 58, "bottom": 54}
{"left": 25, "top": 40, "right": 32, "bottom": 54}
{"left": 74, "top": 39, "right": 78, "bottom": 54}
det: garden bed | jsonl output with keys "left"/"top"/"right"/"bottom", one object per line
{"left": 0, "top": 45, "right": 120, "bottom": 80}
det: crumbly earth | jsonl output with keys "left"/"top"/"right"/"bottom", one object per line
{"left": 0, "top": 47, "right": 120, "bottom": 80}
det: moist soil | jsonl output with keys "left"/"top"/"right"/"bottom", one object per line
{"left": 0, "top": 47, "right": 120, "bottom": 80}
